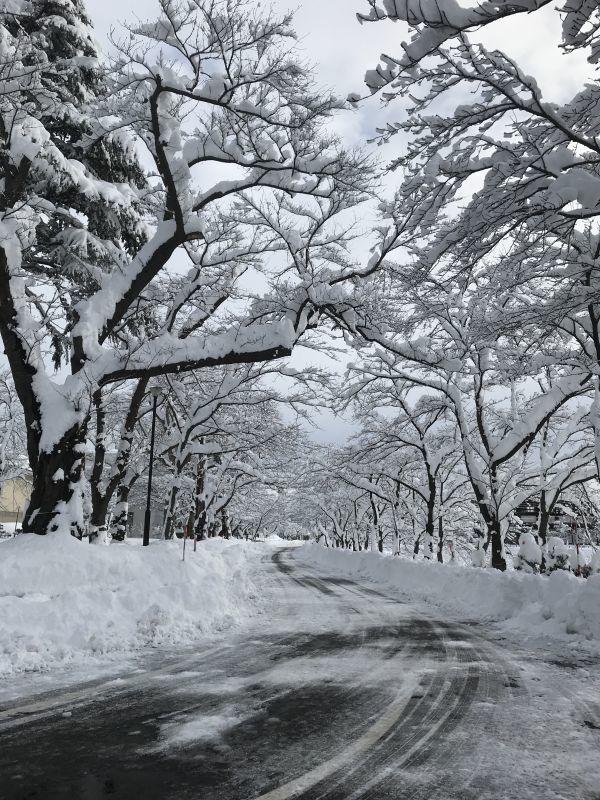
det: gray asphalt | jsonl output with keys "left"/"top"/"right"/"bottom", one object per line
{"left": 1, "top": 547, "right": 599, "bottom": 800}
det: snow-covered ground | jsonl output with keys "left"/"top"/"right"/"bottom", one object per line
{"left": 299, "top": 544, "right": 600, "bottom": 654}
{"left": 0, "top": 522, "right": 21, "bottom": 537}
{"left": 0, "top": 535, "right": 264, "bottom": 677}
{"left": 4, "top": 545, "right": 598, "bottom": 800}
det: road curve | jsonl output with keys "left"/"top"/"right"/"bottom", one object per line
{"left": 1, "top": 547, "right": 598, "bottom": 799}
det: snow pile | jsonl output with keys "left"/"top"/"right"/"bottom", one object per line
{"left": 0, "top": 536, "right": 261, "bottom": 676}
{"left": 298, "top": 545, "right": 600, "bottom": 647}
{"left": 262, "top": 534, "right": 304, "bottom": 546}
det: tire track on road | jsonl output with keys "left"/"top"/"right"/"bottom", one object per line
{"left": 274, "top": 551, "right": 520, "bottom": 800}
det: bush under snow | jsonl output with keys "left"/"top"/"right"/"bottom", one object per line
{"left": 0, "top": 536, "right": 260, "bottom": 676}
{"left": 299, "top": 545, "right": 600, "bottom": 648}
{"left": 515, "top": 532, "right": 542, "bottom": 573}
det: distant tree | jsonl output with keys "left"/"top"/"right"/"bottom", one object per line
{"left": 0, "top": 371, "right": 27, "bottom": 492}
{"left": 347, "top": 385, "right": 468, "bottom": 561}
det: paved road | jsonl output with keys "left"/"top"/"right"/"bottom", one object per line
{"left": 1, "top": 548, "right": 599, "bottom": 799}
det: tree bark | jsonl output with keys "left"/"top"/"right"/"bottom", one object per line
{"left": 220, "top": 508, "right": 230, "bottom": 539}
{"left": 110, "top": 484, "right": 131, "bottom": 541}
{"left": 22, "top": 422, "right": 87, "bottom": 536}
{"left": 423, "top": 472, "right": 436, "bottom": 559}
{"left": 193, "top": 454, "right": 208, "bottom": 540}
{"left": 90, "top": 495, "right": 110, "bottom": 544}
{"left": 488, "top": 520, "right": 507, "bottom": 571}
{"left": 424, "top": 509, "right": 435, "bottom": 559}
{"left": 413, "top": 533, "right": 421, "bottom": 557}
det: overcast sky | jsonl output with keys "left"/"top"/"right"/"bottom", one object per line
{"left": 87, "top": 0, "right": 591, "bottom": 142}
{"left": 84, "top": 0, "right": 594, "bottom": 444}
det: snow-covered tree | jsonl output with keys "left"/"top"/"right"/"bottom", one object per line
{"left": 345, "top": 379, "right": 469, "bottom": 560}
{"left": 525, "top": 405, "right": 597, "bottom": 552}
{"left": 157, "top": 361, "right": 327, "bottom": 539}
{"left": 0, "top": 0, "right": 370, "bottom": 537}
{"left": 352, "top": 3, "right": 600, "bottom": 426}
{"left": 0, "top": 370, "right": 27, "bottom": 491}
{"left": 339, "top": 264, "right": 591, "bottom": 568}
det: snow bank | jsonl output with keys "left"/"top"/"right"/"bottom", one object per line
{"left": 0, "top": 536, "right": 261, "bottom": 676}
{"left": 262, "top": 534, "right": 304, "bottom": 546}
{"left": 298, "top": 545, "right": 600, "bottom": 648}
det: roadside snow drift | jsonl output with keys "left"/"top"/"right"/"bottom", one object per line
{"left": 0, "top": 536, "right": 260, "bottom": 676}
{"left": 298, "top": 545, "right": 600, "bottom": 648}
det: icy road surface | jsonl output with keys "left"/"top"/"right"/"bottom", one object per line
{"left": 1, "top": 546, "right": 600, "bottom": 799}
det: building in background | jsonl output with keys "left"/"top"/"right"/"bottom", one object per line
{"left": 0, "top": 473, "right": 31, "bottom": 526}
{"left": 513, "top": 499, "right": 599, "bottom": 545}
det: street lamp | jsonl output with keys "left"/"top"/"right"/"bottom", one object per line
{"left": 143, "top": 385, "right": 164, "bottom": 547}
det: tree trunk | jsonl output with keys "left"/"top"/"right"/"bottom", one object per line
{"left": 162, "top": 477, "right": 182, "bottom": 540}
{"left": 110, "top": 485, "right": 131, "bottom": 541}
{"left": 413, "top": 534, "right": 421, "bottom": 557}
{"left": 163, "top": 505, "right": 175, "bottom": 541}
{"left": 193, "top": 454, "right": 207, "bottom": 540}
{"left": 22, "top": 423, "right": 87, "bottom": 536}
{"left": 89, "top": 390, "right": 107, "bottom": 543}
{"left": 220, "top": 508, "right": 230, "bottom": 539}
{"left": 195, "top": 501, "right": 207, "bottom": 541}
{"left": 437, "top": 515, "right": 444, "bottom": 563}
{"left": 185, "top": 505, "right": 195, "bottom": 540}
{"left": 423, "top": 474, "right": 436, "bottom": 559}
{"left": 488, "top": 520, "right": 507, "bottom": 571}
{"left": 369, "top": 489, "right": 383, "bottom": 552}
{"left": 424, "top": 516, "right": 435, "bottom": 560}
{"left": 0, "top": 248, "right": 42, "bottom": 476}
{"left": 537, "top": 490, "right": 554, "bottom": 573}
{"left": 89, "top": 495, "right": 110, "bottom": 544}
{"left": 369, "top": 524, "right": 376, "bottom": 552}
{"left": 537, "top": 509, "right": 549, "bottom": 547}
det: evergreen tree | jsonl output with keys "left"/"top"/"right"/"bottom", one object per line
{"left": 3, "top": 1, "right": 147, "bottom": 369}
{"left": 1, "top": 1, "right": 149, "bottom": 533}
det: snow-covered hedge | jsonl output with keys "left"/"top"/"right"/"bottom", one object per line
{"left": 0, "top": 536, "right": 260, "bottom": 675}
{"left": 298, "top": 545, "right": 600, "bottom": 647}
